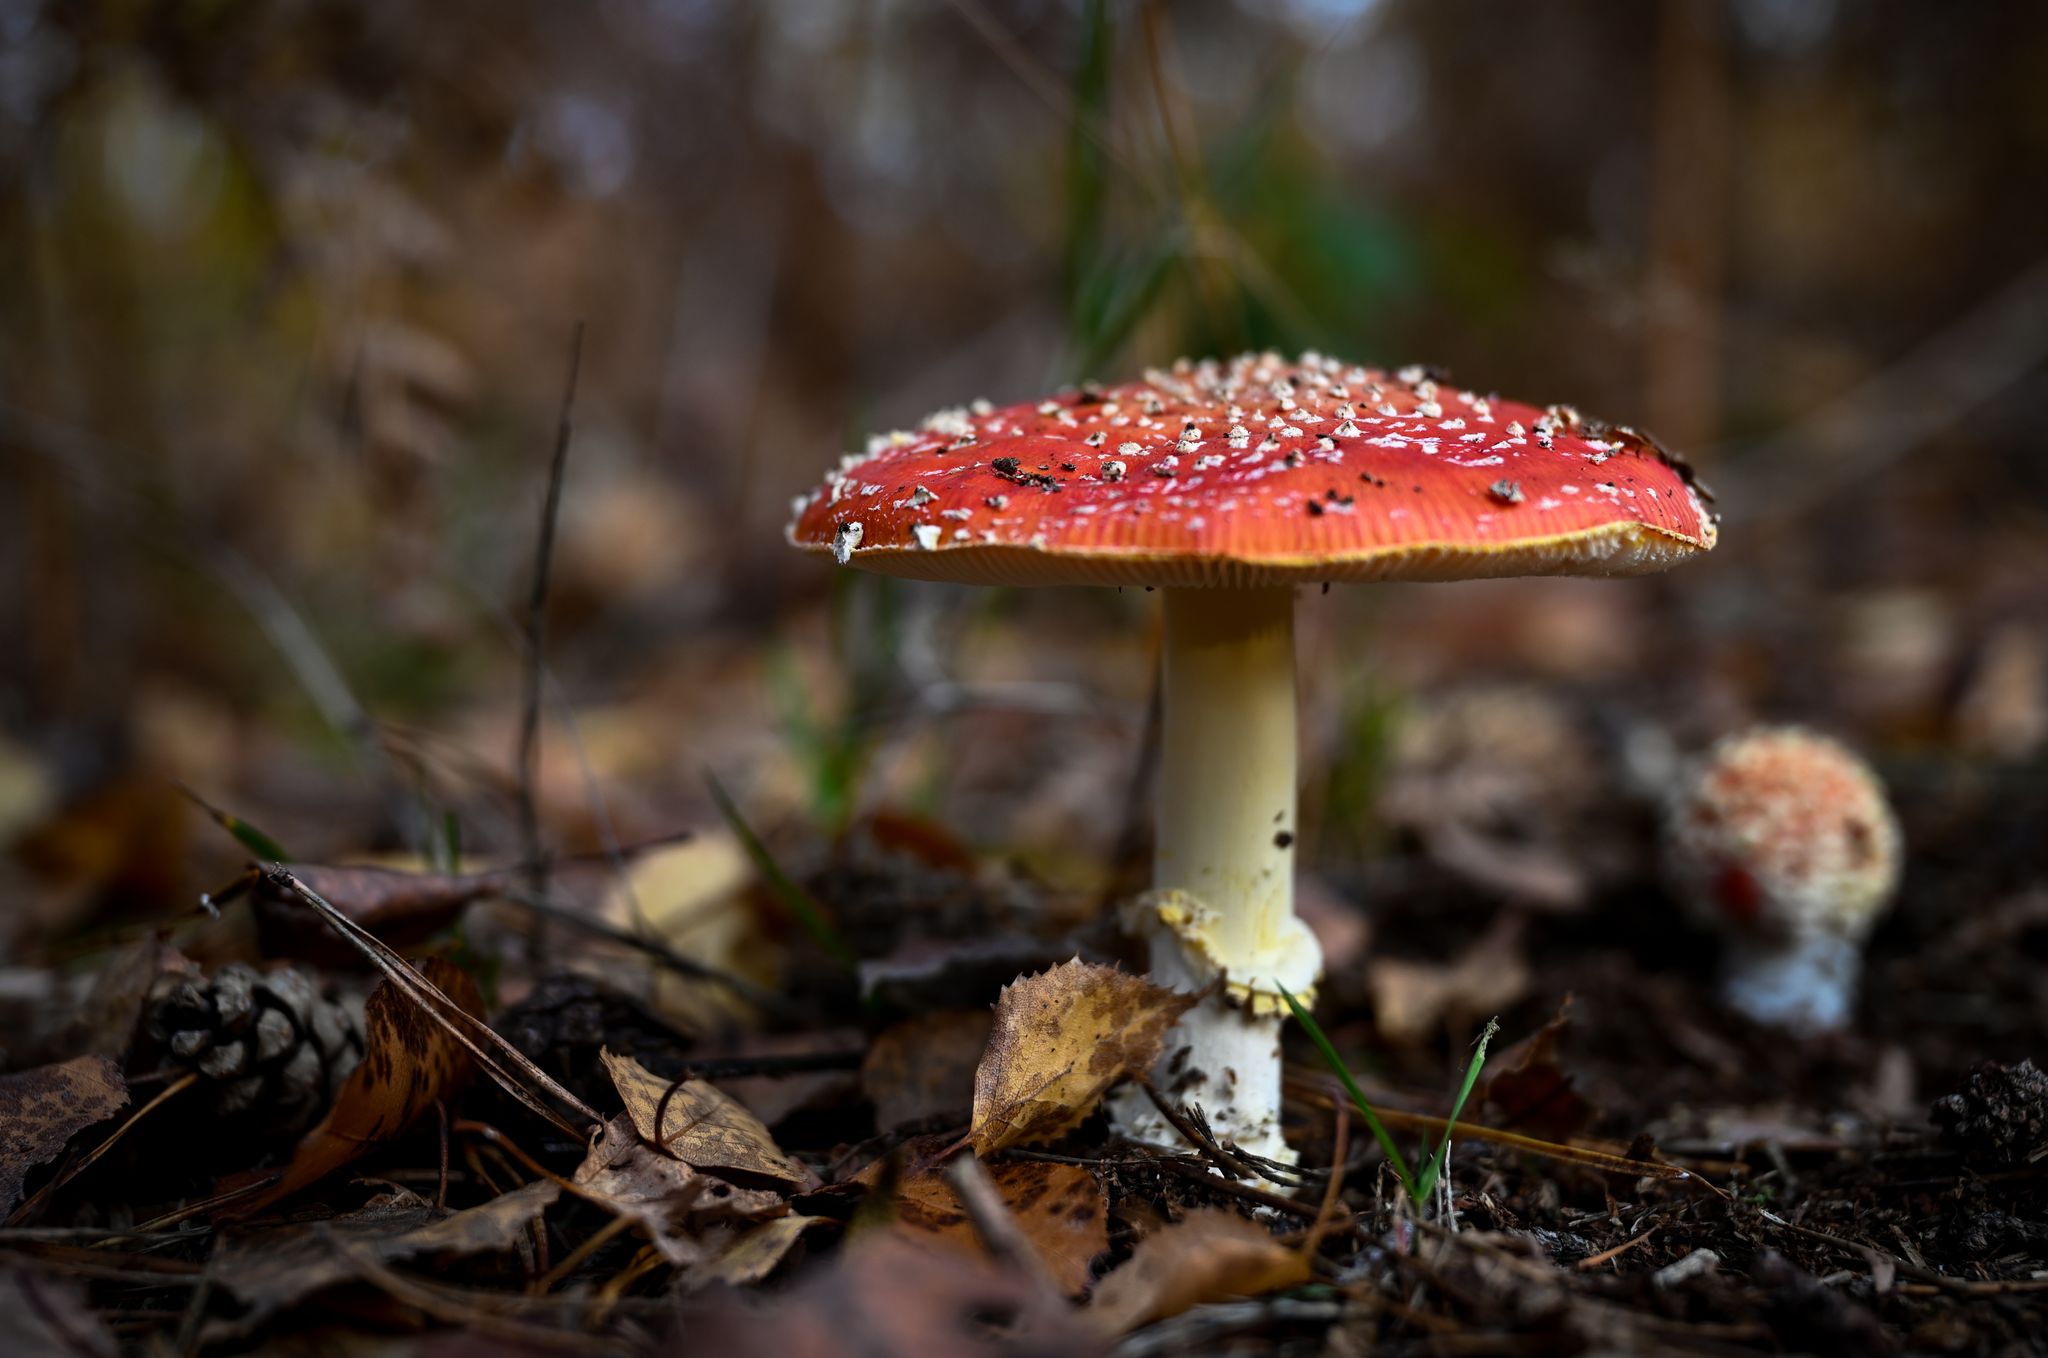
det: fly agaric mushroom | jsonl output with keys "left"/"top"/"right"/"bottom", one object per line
{"left": 788, "top": 352, "right": 1717, "bottom": 1164}
{"left": 1663, "top": 726, "right": 1900, "bottom": 1034}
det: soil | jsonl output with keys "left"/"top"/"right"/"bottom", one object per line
{"left": 4, "top": 756, "right": 2046, "bottom": 1356}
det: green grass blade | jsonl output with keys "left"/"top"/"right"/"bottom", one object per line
{"left": 1279, "top": 982, "right": 1420, "bottom": 1202}
{"left": 704, "top": 770, "right": 857, "bottom": 969}
{"left": 179, "top": 783, "right": 292, "bottom": 863}
{"left": 1414, "top": 1017, "right": 1500, "bottom": 1202}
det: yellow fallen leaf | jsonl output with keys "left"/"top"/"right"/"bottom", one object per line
{"left": 1088, "top": 1209, "right": 1313, "bottom": 1334}
{"left": 970, "top": 959, "right": 1196, "bottom": 1155}
{"left": 601, "top": 1049, "right": 809, "bottom": 1187}
{"left": 236, "top": 958, "right": 483, "bottom": 1215}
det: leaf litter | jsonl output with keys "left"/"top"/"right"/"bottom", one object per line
{"left": 230, "top": 956, "right": 484, "bottom": 1216}
{"left": 5, "top": 725, "right": 2046, "bottom": 1356}
{"left": 0, "top": 1056, "right": 128, "bottom": 1216}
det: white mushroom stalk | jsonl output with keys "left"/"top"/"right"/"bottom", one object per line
{"left": 1112, "top": 586, "right": 1322, "bottom": 1165}
{"left": 1717, "top": 932, "right": 1865, "bottom": 1034}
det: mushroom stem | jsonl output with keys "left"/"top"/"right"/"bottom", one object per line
{"left": 1719, "top": 931, "right": 1861, "bottom": 1035}
{"left": 1114, "top": 586, "right": 1323, "bottom": 1166}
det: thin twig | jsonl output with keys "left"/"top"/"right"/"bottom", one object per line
{"left": 1156, "top": 1156, "right": 1331, "bottom": 1227}
{"left": 6, "top": 1073, "right": 199, "bottom": 1227}
{"left": 498, "top": 886, "right": 819, "bottom": 1024}
{"left": 1301, "top": 1089, "right": 1351, "bottom": 1258}
{"left": 265, "top": 866, "right": 600, "bottom": 1137}
{"left": 325, "top": 1233, "right": 616, "bottom": 1354}
{"left": 1724, "top": 254, "right": 2048, "bottom": 521}
{"left": 946, "top": 1155, "right": 1063, "bottom": 1295}
{"left": 1575, "top": 1223, "right": 1660, "bottom": 1271}
{"left": 1137, "top": 1076, "right": 1260, "bottom": 1182}
{"left": 516, "top": 322, "right": 585, "bottom": 901}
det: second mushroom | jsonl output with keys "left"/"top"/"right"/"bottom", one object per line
{"left": 789, "top": 352, "right": 1718, "bottom": 1165}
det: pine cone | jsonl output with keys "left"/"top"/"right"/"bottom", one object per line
{"left": 494, "top": 972, "right": 692, "bottom": 1114}
{"left": 143, "top": 963, "right": 365, "bottom": 1135}
{"left": 1931, "top": 1059, "right": 2048, "bottom": 1170}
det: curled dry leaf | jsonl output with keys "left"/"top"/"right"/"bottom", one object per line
{"left": 970, "top": 959, "right": 1197, "bottom": 1155}
{"left": 1087, "top": 1209, "right": 1312, "bottom": 1335}
{"left": 212, "top": 1180, "right": 558, "bottom": 1331}
{"left": 234, "top": 958, "right": 484, "bottom": 1215}
{"left": 574, "top": 1113, "right": 787, "bottom": 1266}
{"left": 601, "top": 1049, "right": 810, "bottom": 1187}
{"left": 0, "top": 1055, "right": 128, "bottom": 1214}
{"left": 855, "top": 1148, "right": 1106, "bottom": 1296}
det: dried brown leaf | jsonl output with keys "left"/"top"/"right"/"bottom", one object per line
{"left": 253, "top": 864, "right": 499, "bottom": 966}
{"left": 1087, "top": 1209, "right": 1312, "bottom": 1334}
{"left": 0, "top": 1055, "right": 128, "bottom": 1214}
{"left": 1367, "top": 915, "right": 1530, "bottom": 1046}
{"left": 601, "top": 1049, "right": 810, "bottom": 1187}
{"left": 213, "top": 1180, "right": 558, "bottom": 1327}
{"left": 574, "top": 1113, "right": 786, "bottom": 1265}
{"left": 236, "top": 957, "right": 483, "bottom": 1214}
{"left": 853, "top": 1142, "right": 1106, "bottom": 1294}
{"left": 1480, "top": 998, "right": 1595, "bottom": 1142}
{"left": 969, "top": 959, "right": 1197, "bottom": 1155}
{"left": 862, "top": 1009, "right": 992, "bottom": 1131}
{"left": 685, "top": 1226, "right": 1104, "bottom": 1358}
{"left": 886, "top": 1159, "right": 1107, "bottom": 1296}
{"left": 684, "top": 1214, "right": 826, "bottom": 1290}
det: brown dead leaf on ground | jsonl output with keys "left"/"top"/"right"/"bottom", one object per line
{"left": 0, "top": 1055, "right": 128, "bottom": 1215}
{"left": 970, "top": 959, "right": 1196, "bottom": 1155}
{"left": 211, "top": 1180, "right": 558, "bottom": 1332}
{"left": 684, "top": 1213, "right": 828, "bottom": 1290}
{"left": 1087, "top": 1208, "right": 1313, "bottom": 1334}
{"left": 234, "top": 958, "right": 484, "bottom": 1215}
{"left": 573, "top": 1112, "right": 787, "bottom": 1266}
{"left": 853, "top": 1146, "right": 1106, "bottom": 1295}
{"left": 862, "top": 1009, "right": 992, "bottom": 1131}
{"left": 1368, "top": 915, "right": 1530, "bottom": 1046}
{"left": 601, "top": 1049, "right": 810, "bottom": 1187}
{"left": 686, "top": 1225, "right": 1104, "bottom": 1358}
{"left": 250, "top": 863, "right": 505, "bottom": 966}
{"left": 1480, "top": 998, "right": 1595, "bottom": 1142}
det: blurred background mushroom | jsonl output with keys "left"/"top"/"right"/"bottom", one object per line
{"left": 1662, "top": 725, "right": 1901, "bottom": 1033}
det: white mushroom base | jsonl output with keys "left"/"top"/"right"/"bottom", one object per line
{"left": 1111, "top": 889, "right": 1322, "bottom": 1167}
{"left": 1720, "top": 932, "right": 1861, "bottom": 1034}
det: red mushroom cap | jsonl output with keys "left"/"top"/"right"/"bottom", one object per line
{"left": 787, "top": 352, "right": 1717, "bottom": 587}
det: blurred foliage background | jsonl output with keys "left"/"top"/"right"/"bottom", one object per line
{"left": 3, "top": 0, "right": 2046, "bottom": 936}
